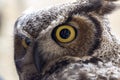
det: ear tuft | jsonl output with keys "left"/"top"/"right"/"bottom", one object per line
{"left": 104, "top": 0, "right": 118, "bottom": 1}
{"left": 96, "top": 0, "right": 119, "bottom": 15}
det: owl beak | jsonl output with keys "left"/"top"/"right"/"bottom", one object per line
{"left": 33, "top": 42, "right": 46, "bottom": 73}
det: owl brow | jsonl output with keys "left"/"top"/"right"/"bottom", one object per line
{"left": 64, "top": 16, "right": 73, "bottom": 23}
{"left": 15, "top": 33, "right": 27, "bottom": 41}
{"left": 55, "top": 16, "right": 73, "bottom": 27}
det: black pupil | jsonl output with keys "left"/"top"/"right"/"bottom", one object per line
{"left": 60, "top": 29, "right": 71, "bottom": 39}
{"left": 25, "top": 37, "right": 31, "bottom": 46}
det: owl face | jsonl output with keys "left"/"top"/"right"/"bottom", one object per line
{"left": 14, "top": 0, "right": 118, "bottom": 80}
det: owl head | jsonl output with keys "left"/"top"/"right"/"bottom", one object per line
{"left": 14, "top": 0, "right": 119, "bottom": 80}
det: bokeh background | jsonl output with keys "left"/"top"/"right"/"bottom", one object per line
{"left": 0, "top": 0, "right": 120, "bottom": 80}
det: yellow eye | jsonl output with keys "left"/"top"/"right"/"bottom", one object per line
{"left": 22, "top": 38, "right": 31, "bottom": 48}
{"left": 53, "top": 25, "right": 77, "bottom": 43}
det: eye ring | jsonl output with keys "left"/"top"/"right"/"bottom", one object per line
{"left": 22, "top": 37, "right": 31, "bottom": 48}
{"left": 53, "top": 25, "right": 77, "bottom": 43}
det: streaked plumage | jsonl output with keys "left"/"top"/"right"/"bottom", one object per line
{"left": 14, "top": 0, "right": 120, "bottom": 80}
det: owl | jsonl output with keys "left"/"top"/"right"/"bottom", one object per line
{"left": 14, "top": 0, "right": 120, "bottom": 80}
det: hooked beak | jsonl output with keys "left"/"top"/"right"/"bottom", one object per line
{"left": 33, "top": 42, "right": 46, "bottom": 73}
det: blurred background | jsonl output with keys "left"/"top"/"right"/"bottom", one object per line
{"left": 0, "top": 0, "right": 120, "bottom": 80}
